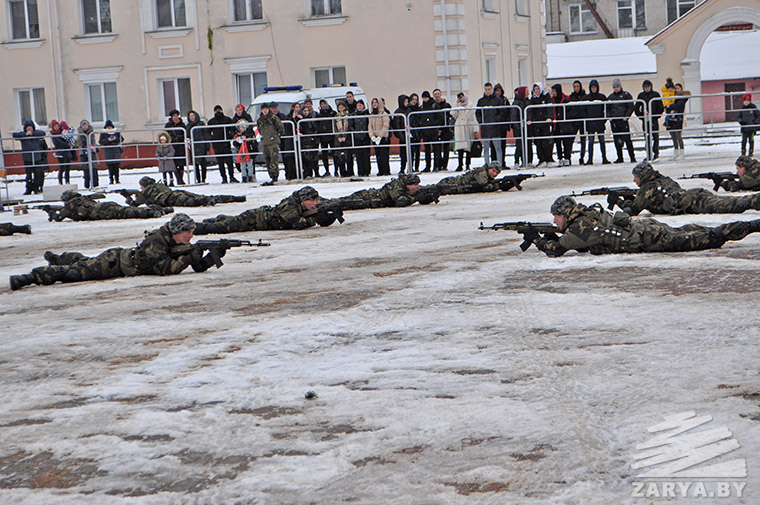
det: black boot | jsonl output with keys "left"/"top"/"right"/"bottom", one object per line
{"left": 10, "top": 273, "right": 36, "bottom": 291}
{"left": 233, "top": 196, "right": 247, "bottom": 202}
{"left": 13, "top": 225, "right": 32, "bottom": 235}
{"left": 44, "top": 251, "right": 60, "bottom": 265}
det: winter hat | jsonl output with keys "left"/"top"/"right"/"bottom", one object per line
{"left": 260, "top": 103, "right": 270, "bottom": 110}
{"left": 213, "top": 105, "right": 223, "bottom": 112}
{"left": 297, "top": 186, "right": 319, "bottom": 201}
{"left": 736, "top": 155, "right": 753, "bottom": 168}
{"left": 401, "top": 174, "right": 421, "bottom": 186}
{"left": 140, "top": 176, "right": 156, "bottom": 187}
{"left": 269, "top": 101, "right": 278, "bottom": 109}
{"left": 516, "top": 86, "right": 527, "bottom": 99}
{"left": 550, "top": 195, "right": 576, "bottom": 216}
{"left": 104, "top": 120, "right": 114, "bottom": 128}
{"left": 168, "top": 213, "right": 196, "bottom": 234}
{"left": 59, "top": 121, "right": 70, "bottom": 130}
{"left": 532, "top": 82, "right": 544, "bottom": 96}
{"left": 642, "top": 80, "right": 653, "bottom": 89}
{"left": 157, "top": 131, "right": 171, "bottom": 143}
{"left": 80, "top": 119, "right": 90, "bottom": 127}
{"left": 632, "top": 161, "right": 652, "bottom": 178}
{"left": 487, "top": 161, "right": 502, "bottom": 173}
{"left": 665, "top": 81, "right": 675, "bottom": 90}
{"left": 61, "top": 190, "right": 80, "bottom": 202}
{"left": 421, "top": 90, "right": 431, "bottom": 99}
{"left": 168, "top": 109, "right": 180, "bottom": 117}
{"left": 612, "top": 78, "right": 622, "bottom": 88}
{"left": 742, "top": 94, "right": 752, "bottom": 102}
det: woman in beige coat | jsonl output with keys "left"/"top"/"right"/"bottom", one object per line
{"left": 450, "top": 92, "right": 478, "bottom": 171}
{"left": 369, "top": 97, "right": 392, "bottom": 176}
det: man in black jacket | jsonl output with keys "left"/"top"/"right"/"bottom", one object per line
{"left": 164, "top": 110, "right": 187, "bottom": 185}
{"left": 207, "top": 105, "right": 238, "bottom": 183}
{"left": 316, "top": 100, "right": 337, "bottom": 177}
{"left": 567, "top": 80, "right": 587, "bottom": 164}
{"left": 418, "top": 91, "right": 441, "bottom": 172}
{"left": 392, "top": 94, "right": 411, "bottom": 174}
{"left": 584, "top": 79, "right": 609, "bottom": 165}
{"left": 433, "top": 88, "right": 454, "bottom": 171}
{"left": 635, "top": 79, "right": 663, "bottom": 161}
{"left": 476, "top": 83, "right": 507, "bottom": 166}
{"left": 606, "top": 78, "right": 636, "bottom": 164}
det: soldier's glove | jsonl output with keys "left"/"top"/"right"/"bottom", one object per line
{"left": 189, "top": 246, "right": 205, "bottom": 266}
{"left": 499, "top": 178, "right": 516, "bottom": 191}
{"left": 315, "top": 211, "right": 338, "bottom": 227}
{"left": 607, "top": 193, "right": 623, "bottom": 209}
{"left": 521, "top": 227, "right": 540, "bottom": 245}
{"left": 415, "top": 190, "right": 439, "bottom": 205}
{"left": 543, "top": 232, "right": 560, "bottom": 241}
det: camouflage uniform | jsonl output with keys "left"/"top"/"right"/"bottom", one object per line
{"left": 436, "top": 166, "right": 501, "bottom": 195}
{"left": 52, "top": 194, "right": 172, "bottom": 221}
{"left": 0, "top": 223, "right": 31, "bottom": 235}
{"left": 258, "top": 107, "right": 285, "bottom": 181}
{"left": 722, "top": 157, "right": 760, "bottom": 192}
{"left": 19, "top": 222, "right": 212, "bottom": 287}
{"left": 128, "top": 179, "right": 244, "bottom": 207}
{"left": 195, "top": 188, "right": 322, "bottom": 234}
{"left": 623, "top": 166, "right": 760, "bottom": 215}
{"left": 535, "top": 202, "right": 760, "bottom": 256}
{"left": 338, "top": 177, "right": 417, "bottom": 209}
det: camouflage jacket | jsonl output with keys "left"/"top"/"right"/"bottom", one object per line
{"left": 130, "top": 223, "right": 206, "bottom": 275}
{"left": 55, "top": 195, "right": 102, "bottom": 221}
{"left": 257, "top": 112, "right": 284, "bottom": 147}
{"left": 131, "top": 183, "right": 174, "bottom": 207}
{"left": 377, "top": 178, "right": 417, "bottom": 206}
{"left": 723, "top": 159, "right": 760, "bottom": 192}
{"left": 437, "top": 166, "right": 500, "bottom": 193}
{"left": 272, "top": 192, "right": 317, "bottom": 229}
{"left": 626, "top": 168, "right": 685, "bottom": 215}
{"left": 535, "top": 203, "right": 644, "bottom": 256}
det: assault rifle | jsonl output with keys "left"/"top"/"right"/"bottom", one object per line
{"left": 33, "top": 204, "right": 64, "bottom": 221}
{"left": 678, "top": 171, "right": 738, "bottom": 191}
{"left": 304, "top": 199, "right": 365, "bottom": 225}
{"left": 497, "top": 172, "right": 545, "bottom": 191}
{"left": 570, "top": 186, "right": 638, "bottom": 210}
{"left": 478, "top": 221, "right": 560, "bottom": 251}
{"left": 170, "top": 238, "right": 268, "bottom": 268}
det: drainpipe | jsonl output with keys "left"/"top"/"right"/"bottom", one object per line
{"left": 582, "top": 0, "right": 614, "bottom": 38}
{"left": 440, "top": 0, "right": 452, "bottom": 99}
{"left": 52, "top": 0, "right": 66, "bottom": 120}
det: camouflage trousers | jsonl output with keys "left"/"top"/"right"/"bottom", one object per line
{"left": 681, "top": 189, "right": 760, "bottom": 214}
{"left": 263, "top": 144, "right": 280, "bottom": 181}
{"left": 76, "top": 203, "right": 165, "bottom": 220}
{"left": 0, "top": 223, "right": 19, "bottom": 235}
{"left": 340, "top": 190, "right": 386, "bottom": 209}
{"left": 195, "top": 207, "right": 282, "bottom": 235}
{"left": 637, "top": 219, "right": 758, "bottom": 253}
{"left": 165, "top": 191, "right": 216, "bottom": 207}
{"left": 31, "top": 248, "right": 135, "bottom": 285}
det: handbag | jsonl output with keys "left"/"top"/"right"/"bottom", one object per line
{"left": 471, "top": 140, "right": 483, "bottom": 158}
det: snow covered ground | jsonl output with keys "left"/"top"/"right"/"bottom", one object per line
{"left": 1, "top": 139, "right": 759, "bottom": 504}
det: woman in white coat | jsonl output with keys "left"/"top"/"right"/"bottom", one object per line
{"left": 450, "top": 92, "right": 478, "bottom": 171}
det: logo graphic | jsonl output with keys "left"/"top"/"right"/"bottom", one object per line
{"left": 631, "top": 411, "right": 747, "bottom": 499}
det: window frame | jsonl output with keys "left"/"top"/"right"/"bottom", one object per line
{"left": 156, "top": 0, "right": 186, "bottom": 29}
{"left": 234, "top": 71, "right": 268, "bottom": 106}
{"left": 86, "top": 82, "right": 119, "bottom": 124}
{"left": 309, "top": 0, "right": 341, "bottom": 18}
{"left": 568, "top": 4, "right": 598, "bottom": 35}
{"left": 231, "top": 0, "right": 263, "bottom": 23}
{"left": 310, "top": 65, "right": 346, "bottom": 88}
{"left": 158, "top": 77, "right": 192, "bottom": 117}
{"left": 81, "top": 0, "right": 112, "bottom": 35}
{"left": 9, "top": 0, "right": 40, "bottom": 40}
{"left": 617, "top": 0, "right": 633, "bottom": 30}
{"left": 677, "top": 0, "right": 697, "bottom": 18}
{"left": 14, "top": 87, "right": 46, "bottom": 128}
{"left": 484, "top": 57, "right": 496, "bottom": 84}
{"left": 515, "top": 0, "right": 529, "bottom": 17}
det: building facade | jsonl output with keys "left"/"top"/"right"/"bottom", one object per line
{"left": 0, "top": 0, "right": 546, "bottom": 141}
{"left": 544, "top": 0, "right": 706, "bottom": 43}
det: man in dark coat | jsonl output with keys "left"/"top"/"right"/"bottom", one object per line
{"left": 584, "top": 80, "right": 609, "bottom": 165}
{"left": 164, "top": 110, "right": 187, "bottom": 184}
{"left": 207, "top": 105, "right": 238, "bottom": 183}
{"left": 635, "top": 79, "right": 663, "bottom": 161}
{"left": 512, "top": 87, "right": 530, "bottom": 167}
{"left": 315, "top": 100, "right": 337, "bottom": 177}
{"left": 475, "top": 82, "right": 507, "bottom": 167}
{"left": 392, "top": 94, "right": 411, "bottom": 174}
{"left": 98, "top": 120, "right": 124, "bottom": 184}
{"left": 433, "top": 89, "right": 454, "bottom": 171}
{"left": 12, "top": 120, "right": 46, "bottom": 195}
{"left": 606, "top": 78, "right": 636, "bottom": 163}
{"left": 550, "top": 83, "right": 573, "bottom": 166}
{"left": 417, "top": 91, "right": 442, "bottom": 172}
{"left": 526, "top": 83, "right": 553, "bottom": 167}
{"left": 567, "top": 80, "right": 587, "bottom": 164}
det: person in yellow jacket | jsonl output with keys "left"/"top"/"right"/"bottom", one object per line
{"left": 661, "top": 78, "right": 676, "bottom": 108}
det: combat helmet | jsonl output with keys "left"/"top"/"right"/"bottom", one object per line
{"left": 400, "top": 174, "right": 421, "bottom": 186}
{"left": 632, "top": 160, "right": 652, "bottom": 178}
{"left": 168, "top": 213, "right": 196, "bottom": 234}
{"left": 61, "top": 190, "right": 81, "bottom": 202}
{"left": 296, "top": 186, "right": 319, "bottom": 201}
{"left": 736, "top": 155, "right": 753, "bottom": 169}
{"left": 550, "top": 195, "right": 577, "bottom": 216}
{"left": 140, "top": 176, "right": 156, "bottom": 188}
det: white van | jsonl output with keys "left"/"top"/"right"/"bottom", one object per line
{"left": 247, "top": 84, "right": 367, "bottom": 119}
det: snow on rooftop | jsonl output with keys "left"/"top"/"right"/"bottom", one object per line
{"left": 700, "top": 29, "right": 760, "bottom": 81}
{"left": 546, "top": 36, "right": 656, "bottom": 80}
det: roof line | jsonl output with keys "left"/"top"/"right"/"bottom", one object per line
{"left": 646, "top": 0, "right": 715, "bottom": 46}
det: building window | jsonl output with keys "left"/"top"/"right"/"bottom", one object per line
{"left": 485, "top": 57, "right": 496, "bottom": 84}
{"left": 312, "top": 66, "right": 346, "bottom": 88}
{"left": 233, "top": 0, "right": 262, "bottom": 22}
{"left": 156, "top": 0, "right": 186, "bottom": 28}
{"left": 87, "top": 82, "right": 119, "bottom": 123}
{"left": 569, "top": 4, "right": 597, "bottom": 34}
{"left": 482, "top": 0, "right": 495, "bottom": 12}
{"left": 515, "top": 0, "right": 529, "bottom": 16}
{"left": 9, "top": 0, "right": 40, "bottom": 40}
{"left": 617, "top": 0, "right": 645, "bottom": 30}
{"left": 160, "top": 77, "right": 191, "bottom": 116}
{"left": 310, "top": 0, "right": 341, "bottom": 17}
{"left": 518, "top": 58, "right": 528, "bottom": 87}
{"left": 677, "top": 0, "right": 696, "bottom": 17}
{"left": 15, "top": 87, "right": 46, "bottom": 127}
{"left": 235, "top": 72, "right": 267, "bottom": 106}
{"left": 82, "top": 0, "right": 111, "bottom": 34}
